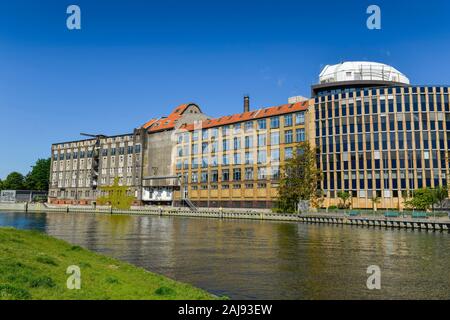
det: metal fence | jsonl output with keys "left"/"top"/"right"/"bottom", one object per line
{"left": 0, "top": 190, "right": 48, "bottom": 203}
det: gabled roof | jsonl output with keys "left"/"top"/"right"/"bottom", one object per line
{"left": 141, "top": 103, "right": 200, "bottom": 132}
{"left": 180, "top": 101, "right": 310, "bottom": 131}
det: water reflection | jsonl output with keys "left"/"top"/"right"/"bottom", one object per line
{"left": 0, "top": 211, "right": 449, "bottom": 299}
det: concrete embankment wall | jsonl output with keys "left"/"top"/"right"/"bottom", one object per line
{"left": 0, "top": 202, "right": 301, "bottom": 222}
{"left": 1, "top": 203, "right": 450, "bottom": 232}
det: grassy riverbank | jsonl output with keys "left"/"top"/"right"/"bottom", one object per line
{"left": 0, "top": 227, "right": 216, "bottom": 300}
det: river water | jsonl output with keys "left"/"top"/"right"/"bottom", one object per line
{"left": 0, "top": 210, "right": 449, "bottom": 299}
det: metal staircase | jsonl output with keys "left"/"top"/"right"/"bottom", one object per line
{"left": 183, "top": 197, "right": 197, "bottom": 211}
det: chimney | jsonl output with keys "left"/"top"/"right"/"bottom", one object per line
{"left": 243, "top": 95, "right": 250, "bottom": 113}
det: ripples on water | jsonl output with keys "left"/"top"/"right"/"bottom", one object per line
{"left": 0, "top": 211, "right": 449, "bottom": 299}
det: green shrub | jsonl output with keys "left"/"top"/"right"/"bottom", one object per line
{"left": 105, "top": 276, "right": 119, "bottom": 284}
{"left": 155, "top": 286, "right": 175, "bottom": 296}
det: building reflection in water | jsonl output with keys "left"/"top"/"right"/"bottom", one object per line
{"left": 2, "top": 211, "right": 448, "bottom": 300}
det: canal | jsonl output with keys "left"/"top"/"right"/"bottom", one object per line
{"left": 0, "top": 210, "right": 449, "bottom": 299}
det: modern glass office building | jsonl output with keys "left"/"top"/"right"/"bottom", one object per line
{"left": 312, "top": 62, "right": 450, "bottom": 209}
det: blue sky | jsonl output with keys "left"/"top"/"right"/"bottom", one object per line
{"left": 0, "top": 0, "right": 450, "bottom": 179}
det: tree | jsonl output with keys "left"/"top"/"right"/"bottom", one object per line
{"left": 371, "top": 194, "right": 381, "bottom": 211}
{"left": 275, "top": 142, "right": 322, "bottom": 213}
{"left": 25, "top": 158, "right": 51, "bottom": 191}
{"left": 405, "top": 188, "right": 435, "bottom": 211}
{"left": 337, "top": 191, "right": 351, "bottom": 209}
{"left": 0, "top": 179, "right": 3, "bottom": 191}
{"left": 431, "top": 186, "right": 448, "bottom": 211}
{"left": 96, "top": 177, "right": 136, "bottom": 210}
{"left": 3, "top": 172, "right": 25, "bottom": 190}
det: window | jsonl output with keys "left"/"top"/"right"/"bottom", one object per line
{"left": 211, "top": 155, "right": 218, "bottom": 167}
{"left": 201, "top": 156, "right": 208, "bottom": 168}
{"left": 202, "top": 142, "right": 209, "bottom": 154}
{"left": 257, "top": 119, "right": 267, "bottom": 130}
{"left": 233, "top": 152, "right": 241, "bottom": 165}
{"left": 201, "top": 171, "right": 208, "bottom": 183}
{"left": 222, "top": 169, "right": 229, "bottom": 181}
{"left": 271, "top": 148, "right": 280, "bottom": 162}
{"left": 285, "top": 147, "right": 293, "bottom": 159}
{"left": 257, "top": 167, "right": 266, "bottom": 180}
{"left": 127, "top": 146, "right": 133, "bottom": 154}
{"left": 192, "top": 157, "right": 198, "bottom": 168}
{"left": 202, "top": 129, "right": 209, "bottom": 140}
{"left": 222, "top": 125, "right": 229, "bottom": 136}
{"left": 257, "top": 150, "right": 267, "bottom": 164}
{"left": 233, "top": 123, "right": 241, "bottom": 134}
{"left": 245, "top": 136, "right": 253, "bottom": 149}
{"left": 222, "top": 154, "right": 229, "bottom": 166}
{"left": 284, "top": 114, "right": 293, "bottom": 127}
{"left": 211, "top": 128, "right": 219, "bottom": 138}
{"left": 257, "top": 134, "right": 266, "bottom": 146}
{"left": 222, "top": 139, "right": 229, "bottom": 151}
{"left": 271, "top": 166, "right": 280, "bottom": 180}
{"left": 284, "top": 130, "right": 293, "bottom": 144}
{"left": 211, "top": 170, "right": 218, "bottom": 182}
{"left": 191, "top": 173, "right": 198, "bottom": 183}
{"left": 245, "top": 121, "right": 253, "bottom": 132}
{"left": 270, "top": 132, "right": 280, "bottom": 145}
{"left": 296, "top": 128, "right": 305, "bottom": 142}
{"left": 270, "top": 116, "right": 280, "bottom": 128}
{"left": 245, "top": 151, "right": 253, "bottom": 164}
{"left": 233, "top": 137, "right": 241, "bottom": 150}
{"left": 295, "top": 112, "right": 305, "bottom": 125}
{"left": 233, "top": 168, "right": 241, "bottom": 181}
{"left": 245, "top": 167, "right": 253, "bottom": 180}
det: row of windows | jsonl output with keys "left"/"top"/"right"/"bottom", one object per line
{"left": 186, "top": 167, "right": 281, "bottom": 183}
{"left": 101, "top": 145, "right": 141, "bottom": 157}
{"left": 315, "top": 86, "right": 450, "bottom": 99}
{"left": 176, "top": 146, "right": 298, "bottom": 169}
{"left": 177, "top": 129, "right": 306, "bottom": 157}
{"left": 319, "top": 151, "right": 449, "bottom": 171}
{"left": 317, "top": 131, "right": 449, "bottom": 154}
{"left": 53, "top": 145, "right": 141, "bottom": 160}
{"left": 190, "top": 183, "right": 269, "bottom": 190}
{"left": 316, "top": 113, "right": 450, "bottom": 138}
{"left": 321, "top": 175, "right": 447, "bottom": 192}
{"left": 316, "top": 97, "right": 450, "bottom": 120}
{"left": 177, "top": 112, "right": 306, "bottom": 143}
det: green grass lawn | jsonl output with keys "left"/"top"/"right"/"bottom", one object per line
{"left": 0, "top": 227, "right": 217, "bottom": 300}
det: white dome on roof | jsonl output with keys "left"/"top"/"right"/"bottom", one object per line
{"left": 319, "top": 61, "right": 410, "bottom": 85}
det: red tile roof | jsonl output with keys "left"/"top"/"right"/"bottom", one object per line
{"left": 180, "top": 101, "right": 310, "bottom": 131}
{"left": 141, "top": 103, "right": 199, "bottom": 132}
